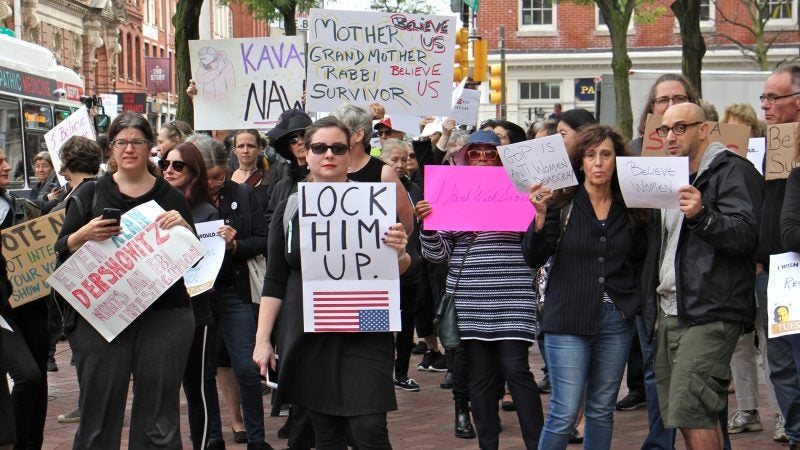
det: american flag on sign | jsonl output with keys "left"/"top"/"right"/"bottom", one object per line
{"left": 313, "top": 290, "right": 390, "bottom": 332}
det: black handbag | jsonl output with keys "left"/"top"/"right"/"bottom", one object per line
{"left": 433, "top": 234, "right": 476, "bottom": 349}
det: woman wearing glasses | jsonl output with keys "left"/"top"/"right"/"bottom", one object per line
{"left": 189, "top": 134, "right": 273, "bottom": 450}
{"left": 253, "top": 117, "right": 411, "bottom": 449}
{"left": 524, "top": 125, "right": 647, "bottom": 450}
{"left": 160, "top": 142, "right": 226, "bottom": 450}
{"left": 55, "top": 111, "right": 196, "bottom": 449}
{"left": 630, "top": 74, "right": 698, "bottom": 155}
{"left": 416, "top": 130, "right": 544, "bottom": 450}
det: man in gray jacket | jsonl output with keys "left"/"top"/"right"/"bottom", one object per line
{"left": 643, "top": 102, "right": 762, "bottom": 450}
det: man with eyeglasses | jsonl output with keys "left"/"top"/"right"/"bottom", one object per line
{"left": 641, "top": 102, "right": 762, "bottom": 450}
{"left": 757, "top": 64, "right": 800, "bottom": 450}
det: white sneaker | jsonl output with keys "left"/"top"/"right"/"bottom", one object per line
{"left": 775, "top": 413, "right": 789, "bottom": 443}
{"left": 728, "top": 410, "right": 762, "bottom": 433}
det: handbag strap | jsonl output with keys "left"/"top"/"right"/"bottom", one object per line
{"left": 452, "top": 233, "right": 478, "bottom": 298}
{"left": 548, "top": 200, "right": 574, "bottom": 268}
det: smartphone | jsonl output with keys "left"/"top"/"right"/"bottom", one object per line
{"left": 102, "top": 208, "right": 122, "bottom": 226}
{"left": 266, "top": 354, "right": 279, "bottom": 389}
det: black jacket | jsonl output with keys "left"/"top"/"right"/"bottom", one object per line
{"left": 641, "top": 145, "right": 763, "bottom": 340}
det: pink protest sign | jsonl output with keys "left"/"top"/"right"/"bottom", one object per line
{"left": 423, "top": 166, "right": 535, "bottom": 232}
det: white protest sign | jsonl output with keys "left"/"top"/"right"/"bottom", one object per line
{"left": 189, "top": 36, "right": 305, "bottom": 130}
{"left": 99, "top": 93, "right": 118, "bottom": 120}
{"left": 616, "top": 157, "right": 689, "bottom": 210}
{"left": 768, "top": 252, "right": 800, "bottom": 338}
{"left": 184, "top": 220, "right": 225, "bottom": 297}
{"left": 748, "top": 137, "right": 765, "bottom": 175}
{"left": 44, "top": 106, "right": 96, "bottom": 186}
{"left": 306, "top": 9, "right": 455, "bottom": 116}
{"left": 298, "top": 182, "right": 400, "bottom": 333}
{"left": 498, "top": 134, "right": 578, "bottom": 192}
{"left": 450, "top": 87, "right": 480, "bottom": 127}
{"left": 47, "top": 201, "right": 204, "bottom": 342}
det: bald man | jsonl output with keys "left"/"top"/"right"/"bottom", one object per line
{"left": 639, "top": 103, "right": 763, "bottom": 450}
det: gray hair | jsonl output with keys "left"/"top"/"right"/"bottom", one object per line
{"left": 380, "top": 138, "right": 409, "bottom": 159}
{"left": 187, "top": 134, "right": 229, "bottom": 170}
{"left": 447, "top": 130, "right": 470, "bottom": 149}
{"left": 330, "top": 103, "right": 372, "bottom": 150}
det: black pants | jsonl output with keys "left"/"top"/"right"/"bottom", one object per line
{"left": 625, "top": 325, "right": 645, "bottom": 396}
{"left": 414, "top": 261, "right": 447, "bottom": 338}
{"left": 3, "top": 300, "right": 49, "bottom": 449}
{"left": 446, "top": 343, "right": 469, "bottom": 401}
{"left": 394, "top": 282, "right": 417, "bottom": 378}
{"left": 308, "top": 410, "right": 391, "bottom": 450}
{"left": 183, "top": 325, "right": 223, "bottom": 449}
{"left": 463, "top": 340, "right": 543, "bottom": 450}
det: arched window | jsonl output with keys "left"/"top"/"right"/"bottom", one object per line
{"left": 126, "top": 33, "right": 133, "bottom": 80}
{"left": 135, "top": 36, "right": 141, "bottom": 82}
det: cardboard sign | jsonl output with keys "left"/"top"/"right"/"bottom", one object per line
{"left": 2, "top": 210, "right": 64, "bottom": 307}
{"left": 498, "top": 134, "right": 578, "bottom": 193}
{"left": 183, "top": 220, "right": 225, "bottom": 297}
{"left": 423, "top": 165, "right": 535, "bottom": 232}
{"left": 764, "top": 122, "right": 800, "bottom": 181}
{"left": 306, "top": 9, "right": 455, "bottom": 116}
{"left": 47, "top": 201, "right": 204, "bottom": 342}
{"left": 44, "top": 106, "right": 96, "bottom": 186}
{"left": 616, "top": 157, "right": 689, "bottom": 210}
{"left": 641, "top": 114, "right": 750, "bottom": 158}
{"left": 298, "top": 183, "right": 400, "bottom": 333}
{"left": 189, "top": 36, "right": 306, "bottom": 130}
{"left": 768, "top": 252, "right": 800, "bottom": 338}
{"left": 450, "top": 78, "right": 480, "bottom": 127}
{"left": 748, "top": 137, "right": 765, "bottom": 175}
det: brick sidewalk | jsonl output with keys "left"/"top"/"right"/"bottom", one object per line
{"left": 42, "top": 341, "right": 785, "bottom": 449}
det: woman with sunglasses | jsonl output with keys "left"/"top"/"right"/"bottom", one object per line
{"left": 160, "top": 142, "right": 226, "bottom": 450}
{"left": 230, "top": 129, "right": 271, "bottom": 213}
{"left": 188, "top": 134, "right": 273, "bottom": 450}
{"left": 254, "top": 116, "right": 411, "bottom": 449}
{"left": 265, "top": 109, "right": 311, "bottom": 228}
{"left": 524, "top": 125, "right": 648, "bottom": 450}
{"left": 54, "top": 111, "right": 196, "bottom": 449}
{"left": 416, "top": 130, "right": 544, "bottom": 449}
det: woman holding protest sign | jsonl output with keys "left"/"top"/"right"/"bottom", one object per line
{"left": 161, "top": 140, "right": 226, "bottom": 450}
{"left": 415, "top": 130, "right": 544, "bottom": 450}
{"left": 54, "top": 111, "right": 197, "bottom": 449}
{"left": 191, "top": 133, "right": 273, "bottom": 450}
{"left": 523, "top": 124, "right": 647, "bottom": 450}
{"left": 253, "top": 116, "right": 411, "bottom": 450}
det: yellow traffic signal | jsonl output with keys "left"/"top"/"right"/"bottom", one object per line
{"left": 472, "top": 39, "right": 487, "bottom": 82}
{"left": 454, "top": 27, "right": 469, "bottom": 83}
{"left": 489, "top": 63, "right": 503, "bottom": 105}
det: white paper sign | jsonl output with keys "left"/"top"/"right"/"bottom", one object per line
{"left": 617, "top": 157, "right": 689, "bottom": 210}
{"left": 450, "top": 78, "right": 480, "bottom": 127}
{"left": 184, "top": 220, "right": 225, "bottom": 297}
{"left": 768, "top": 252, "right": 800, "bottom": 338}
{"left": 44, "top": 106, "right": 96, "bottom": 186}
{"left": 99, "top": 93, "right": 118, "bottom": 120}
{"left": 748, "top": 137, "right": 765, "bottom": 175}
{"left": 498, "top": 134, "right": 578, "bottom": 192}
{"left": 298, "top": 182, "right": 400, "bottom": 333}
{"left": 306, "top": 9, "right": 456, "bottom": 116}
{"left": 189, "top": 36, "right": 306, "bottom": 130}
{"left": 47, "top": 201, "right": 204, "bottom": 342}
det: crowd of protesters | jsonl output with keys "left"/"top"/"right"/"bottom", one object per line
{"left": 0, "top": 64, "right": 799, "bottom": 450}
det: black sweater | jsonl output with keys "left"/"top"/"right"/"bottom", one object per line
{"left": 55, "top": 174, "right": 195, "bottom": 310}
{"left": 523, "top": 187, "right": 645, "bottom": 335}
{"left": 781, "top": 168, "right": 800, "bottom": 252}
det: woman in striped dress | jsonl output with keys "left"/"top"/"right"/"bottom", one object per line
{"left": 416, "top": 130, "right": 544, "bottom": 450}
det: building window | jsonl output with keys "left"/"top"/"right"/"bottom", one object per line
{"left": 126, "top": 33, "right": 133, "bottom": 80}
{"left": 596, "top": 6, "right": 634, "bottom": 32}
{"left": 135, "top": 36, "right": 141, "bottom": 82}
{"left": 520, "top": 0, "right": 555, "bottom": 29}
{"left": 213, "top": 0, "right": 233, "bottom": 39}
{"left": 145, "top": 0, "right": 156, "bottom": 25}
{"left": 520, "top": 81, "right": 561, "bottom": 100}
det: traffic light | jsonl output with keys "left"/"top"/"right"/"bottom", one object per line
{"left": 454, "top": 27, "right": 469, "bottom": 82}
{"left": 472, "top": 39, "right": 487, "bottom": 82}
{"left": 489, "top": 64, "right": 503, "bottom": 105}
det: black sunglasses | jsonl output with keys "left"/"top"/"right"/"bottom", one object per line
{"left": 289, "top": 135, "right": 304, "bottom": 145}
{"left": 309, "top": 143, "right": 349, "bottom": 155}
{"left": 158, "top": 159, "right": 187, "bottom": 172}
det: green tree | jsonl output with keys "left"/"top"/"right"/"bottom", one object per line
{"left": 671, "top": 0, "right": 705, "bottom": 98}
{"left": 369, "top": 0, "right": 432, "bottom": 14}
{"left": 174, "top": 0, "right": 204, "bottom": 126}
{"left": 713, "top": 0, "right": 799, "bottom": 70}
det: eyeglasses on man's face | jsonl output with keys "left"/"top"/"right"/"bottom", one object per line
{"left": 655, "top": 121, "right": 703, "bottom": 138}
{"left": 760, "top": 92, "right": 800, "bottom": 105}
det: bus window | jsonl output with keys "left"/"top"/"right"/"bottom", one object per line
{"left": 21, "top": 102, "right": 52, "bottom": 188}
{"left": 0, "top": 97, "right": 24, "bottom": 190}
{"left": 54, "top": 106, "right": 71, "bottom": 125}
{"left": 22, "top": 102, "right": 52, "bottom": 131}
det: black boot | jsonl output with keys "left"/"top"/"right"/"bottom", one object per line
{"left": 246, "top": 442, "right": 275, "bottom": 450}
{"left": 455, "top": 399, "right": 476, "bottom": 439}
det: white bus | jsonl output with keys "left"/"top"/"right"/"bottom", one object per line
{"left": 0, "top": 33, "right": 86, "bottom": 192}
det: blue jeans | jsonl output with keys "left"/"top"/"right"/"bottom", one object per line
{"left": 212, "top": 285, "right": 265, "bottom": 443}
{"left": 539, "top": 303, "right": 634, "bottom": 450}
{"left": 759, "top": 270, "right": 800, "bottom": 444}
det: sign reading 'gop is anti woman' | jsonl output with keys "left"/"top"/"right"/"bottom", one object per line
{"left": 306, "top": 8, "right": 456, "bottom": 116}
{"left": 47, "top": 201, "right": 204, "bottom": 342}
